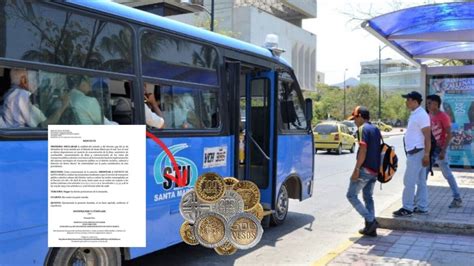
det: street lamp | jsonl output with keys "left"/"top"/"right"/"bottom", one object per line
{"left": 181, "top": 0, "right": 215, "bottom": 32}
{"left": 343, "top": 68, "right": 348, "bottom": 118}
{"left": 378, "top": 45, "right": 388, "bottom": 120}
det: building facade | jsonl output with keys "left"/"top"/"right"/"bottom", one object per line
{"left": 360, "top": 59, "right": 421, "bottom": 92}
{"left": 316, "top": 71, "right": 325, "bottom": 84}
{"left": 115, "top": 0, "right": 317, "bottom": 91}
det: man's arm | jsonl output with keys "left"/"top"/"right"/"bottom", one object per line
{"left": 439, "top": 125, "right": 452, "bottom": 160}
{"left": 351, "top": 143, "right": 367, "bottom": 181}
{"left": 39, "top": 94, "right": 69, "bottom": 127}
{"left": 422, "top": 126, "right": 431, "bottom": 167}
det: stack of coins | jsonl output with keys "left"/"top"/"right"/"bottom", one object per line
{"left": 179, "top": 172, "right": 264, "bottom": 255}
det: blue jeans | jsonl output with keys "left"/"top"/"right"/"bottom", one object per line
{"left": 403, "top": 149, "right": 428, "bottom": 212}
{"left": 346, "top": 170, "right": 377, "bottom": 222}
{"left": 428, "top": 147, "right": 461, "bottom": 199}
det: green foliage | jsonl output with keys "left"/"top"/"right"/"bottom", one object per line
{"left": 305, "top": 82, "right": 410, "bottom": 127}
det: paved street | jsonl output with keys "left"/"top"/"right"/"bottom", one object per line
{"left": 128, "top": 135, "right": 407, "bottom": 265}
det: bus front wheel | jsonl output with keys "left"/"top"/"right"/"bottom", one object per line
{"left": 271, "top": 184, "right": 289, "bottom": 226}
{"left": 47, "top": 247, "right": 121, "bottom": 266}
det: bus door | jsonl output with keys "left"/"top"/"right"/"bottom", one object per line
{"left": 244, "top": 71, "right": 276, "bottom": 210}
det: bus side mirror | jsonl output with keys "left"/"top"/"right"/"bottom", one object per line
{"left": 305, "top": 98, "right": 313, "bottom": 126}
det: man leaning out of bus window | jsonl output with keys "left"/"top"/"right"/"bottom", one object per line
{"left": 1, "top": 68, "right": 69, "bottom": 128}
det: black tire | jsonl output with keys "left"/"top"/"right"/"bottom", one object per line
{"left": 47, "top": 247, "right": 121, "bottom": 266}
{"left": 315, "top": 148, "right": 318, "bottom": 153}
{"left": 385, "top": 128, "right": 391, "bottom": 132}
{"left": 350, "top": 143, "right": 355, "bottom": 153}
{"left": 336, "top": 144, "right": 342, "bottom": 155}
{"left": 271, "top": 184, "right": 289, "bottom": 226}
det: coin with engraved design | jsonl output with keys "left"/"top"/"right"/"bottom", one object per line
{"left": 246, "top": 203, "right": 264, "bottom": 221}
{"left": 179, "top": 221, "right": 199, "bottom": 246}
{"left": 227, "top": 212, "right": 263, "bottom": 249}
{"left": 195, "top": 172, "right": 225, "bottom": 203}
{"left": 179, "top": 190, "right": 212, "bottom": 223}
{"left": 194, "top": 212, "right": 228, "bottom": 248}
{"left": 214, "top": 241, "right": 238, "bottom": 255}
{"left": 232, "top": 181, "right": 260, "bottom": 210}
{"left": 211, "top": 190, "right": 244, "bottom": 220}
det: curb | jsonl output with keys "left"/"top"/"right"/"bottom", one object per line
{"left": 377, "top": 215, "right": 474, "bottom": 235}
{"left": 376, "top": 200, "right": 474, "bottom": 235}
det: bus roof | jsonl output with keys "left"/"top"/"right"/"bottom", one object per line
{"left": 66, "top": 0, "right": 291, "bottom": 68}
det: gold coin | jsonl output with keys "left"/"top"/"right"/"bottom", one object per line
{"left": 246, "top": 203, "right": 264, "bottom": 221}
{"left": 228, "top": 213, "right": 262, "bottom": 249}
{"left": 223, "top": 177, "right": 239, "bottom": 189}
{"left": 195, "top": 212, "right": 227, "bottom": 248}
{"left": 179, "top": 221, "right": 199, "bottom": 246}
{"left": 195, "top": 172, "right": 225, "bottom": 203}
{"left": 214, "top": 241, "right": 237, "bottom": 256}
{"left": 232, "top": 181, "right": 260, "bottom": 210}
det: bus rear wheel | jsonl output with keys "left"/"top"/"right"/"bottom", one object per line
{"left": 271, "top": 184, "right": 289, "bottom": 226}
{"left": 47, "top": 247, "right": 121, "bottom": 266}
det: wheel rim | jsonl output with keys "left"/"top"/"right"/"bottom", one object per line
{"left": 275, "top": 186, "right": 288, "bottom": 220}
{"left": 69, "top": 248, "right": 108, "bottom": 266}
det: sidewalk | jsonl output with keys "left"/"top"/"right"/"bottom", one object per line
{"left": 325, "top": 229, "right": 474, "bottom": 265}
{"left": 318, "top": 169, "right": 474, "bottom": 265}
{"left": 377, "top": 169, "right": 474, "bottom": 234}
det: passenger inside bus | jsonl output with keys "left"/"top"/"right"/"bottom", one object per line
{"left": 1, "top": 68, "right": 69, "bottom": 128}
{"left": 68, "top": 75, "right": 117, "bottom": 125}
{"left": 144, "top": 82, "right": 165, "bottom": 129}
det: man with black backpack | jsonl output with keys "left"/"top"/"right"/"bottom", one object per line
{"left": 346, "top": 106, "right": 381, "bottom": 237}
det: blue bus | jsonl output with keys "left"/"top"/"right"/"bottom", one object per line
{"left": 0, "top": 1, "right": 314, "bottom": 265}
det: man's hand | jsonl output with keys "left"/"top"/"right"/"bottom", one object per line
{"left": 60, "top": 93, "right": 70, "bottom": 108}
{"left": 422, "top": 153, "right": 430, "bottom": 167}
{"left": 351, "top": 168, "right": 360, "bottom": 181}
{"left": 439, "top": 150, "right": 446, "bottom": 160}
{"left": 145, "top": 93, "right": 158, "bottom": 107}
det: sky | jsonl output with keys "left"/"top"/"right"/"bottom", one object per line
{"left": 301, "top": 0, "right": 451, "bottom": 85}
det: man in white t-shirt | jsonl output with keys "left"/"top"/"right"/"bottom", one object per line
{"left": 393, "top": 91, "right": 431, "bottom": 217}
{"left": 2, "top": 68, "right": 69, "bottom": 128}
{"left": 144, "top": 83, "right": 164, "bottom": 129}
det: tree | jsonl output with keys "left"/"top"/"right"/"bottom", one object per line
{"left": 346, "top": 83, "right": 378, "bottom": 117}
{"left": 382, "top": 93, "right": 410, "bottom": 123}
{"left": 305, "top": 82, "right": 410, "bottom": 126}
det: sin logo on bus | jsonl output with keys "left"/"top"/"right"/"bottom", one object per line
{"left": 162, "top": 165, "right": 192, "bottom": 189}
{"left": 153, "top": 143, "right": 198, "bottom": 190}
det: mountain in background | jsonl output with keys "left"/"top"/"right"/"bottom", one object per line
{"left": 331, "top": 77, "right": 360, "bottom": 88}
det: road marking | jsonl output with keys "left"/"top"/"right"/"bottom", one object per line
{"left": 312, "top": 234, "right": 361, "bottom": 266}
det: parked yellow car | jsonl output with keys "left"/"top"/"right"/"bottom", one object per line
{"left": 313, "top": 122, "right": 356, "bottom": 154}
{"left": 373, "top": 121, "right": 393, "bottom": 132}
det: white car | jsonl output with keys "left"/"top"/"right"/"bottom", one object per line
{"left": 341, "top": 120, "right": 358, "bottom": 137}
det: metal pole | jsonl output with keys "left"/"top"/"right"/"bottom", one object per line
{"left": 210, "top": 0, "right": 214, "bottom": 32}
{"left": 343, "top": 70, "right": 346, "bottom": 118}
{"left": 378, "top": 46, "right": 382, "bottom": 120}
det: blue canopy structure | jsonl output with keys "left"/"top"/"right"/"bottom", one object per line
{"left": 362, "top": 2, "right": 474, "bottom": 66}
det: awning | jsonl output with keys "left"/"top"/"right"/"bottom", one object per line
{"left": 361, "top": 2, "right": 474, "bottom": 67}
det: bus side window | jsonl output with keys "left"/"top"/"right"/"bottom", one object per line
{"left": 0, "top": 66, "right": 126, "bottom": 128}
{"left": 278, "top": 73, "right": 307, "bottom": 131}
{"left": 156, "top": 85, "right": 219, "bottom": 130}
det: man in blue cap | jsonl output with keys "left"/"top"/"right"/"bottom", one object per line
{"left": 393, "top": 91, "right": 431, "bottom": 217}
